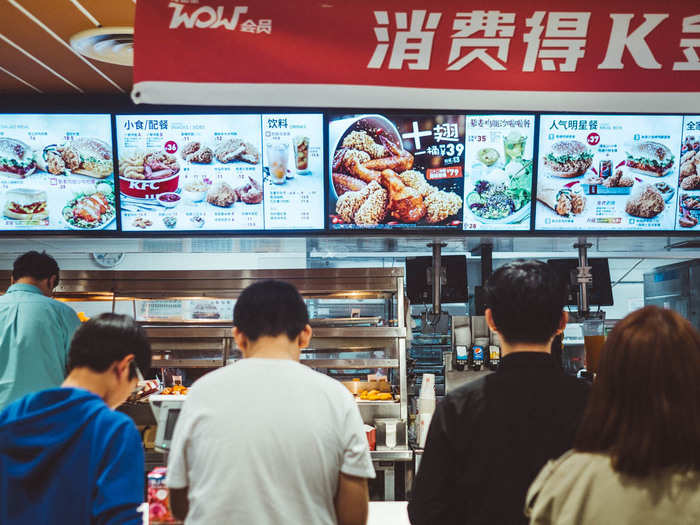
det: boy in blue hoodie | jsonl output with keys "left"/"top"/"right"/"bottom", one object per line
{"left": 0, "top": 313, "right": 151, "bottom": 525}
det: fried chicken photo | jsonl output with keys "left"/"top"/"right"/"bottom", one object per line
{"left": 206, "top": 182, "right": 238, "bottom": 208}
{"left": 397, "top": 170, "right": 436, "bottom": 198}
{"left": 336, "top": 181, "right": 387, "bottom": 225}
{"left": 355, "top": 185, "right": 389, "bottom": 226}
{"left": 182, "top": 141, "right": 213, "bottom": 164}
{"left": 214, "top": 139, "right": 260, "bottom": 164}
{"left": 680, "top": 160, "right": 697, "bottom": 181}
{"left": 342, "top": 131, "right": 388, "bottom": 159}
{"left": 681, "top": 174, "right": 700, "bottom": 191}
{"left": 603, "top": 169, "right": 634, "bottom": 188}
{"left": 625, "top": 185, "right": 665, "bottom": 219}
{"left": 424, "top": 191, "right": 462, "bottom": 224}
{"left": 380, "top": 169, "right": 426, "bottom": 223}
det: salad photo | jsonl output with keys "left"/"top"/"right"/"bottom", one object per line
{"left": 463, "top": 116, "right": 536, "bottom": 231}
{"left": 62, "top": 182, "right": 116, "bottom": 230}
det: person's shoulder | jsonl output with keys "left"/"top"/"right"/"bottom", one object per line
{"left": 50, "top": 297, "right": 80, "bottom": 319}
{"left": 445, "top": 374, "right": 490, "bottom": 403}
{"left": 558, "top": 374, "right": 592, "bottom": 398}
{"left": 93, "top": 405, "right": 139, "bottom": 437}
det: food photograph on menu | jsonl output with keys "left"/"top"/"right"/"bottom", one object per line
{"left": 328, "top": 113, "right": 464, "bottom": 229}
{"left": 116, "top": 114, "right": 324, "bottom": 232}
{"left": 0, "top": 114, "right": 116, "bottom": 231}
{"left": 677, "top": 117, "right": 700, "bottom": 230}
{"left": 463, "top": 115, "right": 535, "bottom": 231}
{"left": 535, "top": 115, "right": 683, "bottom": 231}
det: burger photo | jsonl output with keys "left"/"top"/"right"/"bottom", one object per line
{"left": 543, "top": 140, "right": 593, "bottom": 178}
{"left": 3, "top": 188, "right": 48, "bottom": 221}
{"left": 625, "top": 141, "right": 675, "bottom": 177}
{"left": 0, "top": 138, "right": 37, "bottom": 179}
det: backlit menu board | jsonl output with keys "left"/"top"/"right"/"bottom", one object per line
{"left": 463, "top": 115, "right": 535, "bottom": 231}
{"left": 535, "top": 115, "right": 683, "bottom": 231}
{"left": 678, "top": 117, "right": 700, "bottom": 231}
{"left": 0, "top": 114, "right": 116, "bottom": 232}
{"left": 115, "top": 113, "right": 323, "bottom": 232}
{"left": 328, "top": 113, "right": 465, "bottom": 230}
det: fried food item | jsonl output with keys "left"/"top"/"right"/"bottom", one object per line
{"left": 424, "top": 190, "right": 462, "bottom": 224}
{"left": 207, "top": 182, "right": 238, "bottom": 207}
{"left": 119, "top": 151, "right": 147, "bottom": 180}
{"left": 46, "top": 150, "right": 66, "bottom": 175}
{"left": 143, "top": 151, "right": 180, "bottom": 179}
{"left": 333, "top": 173, "right": 367, "bottom": 195}
{"left": 398, "top": 169, "right": 436, "bottom": 197}
{"left": 538, "top": 184, "right": 585, "bottom": 217}
{"left": 342, "top": 131, "right": 387, "bottom": 159}
{"left": 363, "top": 136, "right": 414, "bottom": 173}
{"left": 341, "top": 149, "right": 371, "bottom": 171}
{"left": 681, "top": 150, "right": 696, "bottom": 164}
{"left": 603, "top": 169, "right": 634, "bottom": 188}
{"left": 625, "top": 185, "right": 665, "bottom": 219}
{"left": 234, "top": 176, "right": 263, "bottom": 204}
{"left": 335, "top": 182, "right": 376, "bottom": 223}
{"left": 681, "top": 174, "right": 700, "bottom": 190}
{"left": 355, "top": 182, "right": 388, "bottom": 225}
{"left": 182, "top": 141, "right": 214, "bottom": 164}
{"left": 680, "top": 161, "right": 696, "bottom": 181}
{"left": 380, "top": 169, "right": 426, "bottom": 223}
{"left": 215, "top": 138, "right": 260, "bottom": 164}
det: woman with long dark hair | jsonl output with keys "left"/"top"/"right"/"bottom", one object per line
{"left": 526, "top": 306, "right": 700, "bottom": 524}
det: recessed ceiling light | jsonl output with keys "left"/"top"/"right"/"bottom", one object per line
{"left": 70, "top": 27, "right": 134, "bottom": 66}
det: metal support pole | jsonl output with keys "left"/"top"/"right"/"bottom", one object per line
{"left": 574, "top": 238, "right": 593, "bottom": 318}
{"left": 480, "top": 243, "right": 493, "bottom": 287}
{"left": 429, "top": 243, "right": 446, "bottom": 315}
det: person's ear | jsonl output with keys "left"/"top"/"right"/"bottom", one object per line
{"left": 114, "top": 354, "right": 134, "bottom": 382}
{"left": 297, "top": 324, "right": 313, "bottom": 349}
{"left": 232, "top": 327, "right": 249, "bottom": 354}
{"left": 485, "top": 309, "right": 499, "bottom": 333}
{"left": 556, "top": 311, "right": 568, "bottom": 335}
{"left": 49, "top": 275, "right": 58, "bottom": 290}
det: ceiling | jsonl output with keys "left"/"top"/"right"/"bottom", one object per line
{"left": 0, "top": 0, "right": 134, "bottom": 94}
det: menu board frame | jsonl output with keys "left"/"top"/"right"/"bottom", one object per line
{"left": 0, "top": 109, "right": 121, "bottom": 237}
{"left": 114, "top": 111, "right": 326, "bottom": 234}
{"left": 533, "top": 111, "right": 692, "bottom": 235}
{"left": 0, "top": 94, "right": 697, "bottom": 237}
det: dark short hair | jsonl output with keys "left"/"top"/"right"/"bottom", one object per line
{"left": 483, "top": 260, "right": 567, "bottom": 344}
{"left": 13, "top": 251, "right": 59, "bottom": 283}
{"left": 234, "top": 280, "right": 309, "bottom": 342}
{"left": 68, "top": 313, "right": 151, "bottom": 378}
{"left": 575, "top": 306, "right": 700, "bottom": 476}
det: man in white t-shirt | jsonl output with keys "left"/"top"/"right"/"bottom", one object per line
{"left": 167, "top": 280, "right": 375, "bottom": 525}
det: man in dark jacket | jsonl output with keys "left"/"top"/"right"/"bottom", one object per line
{"left": 0, "top": 313, "right": 151, "bottom": 525}
{"left": 409, "top": 260, "right": 590, "bottom": 525}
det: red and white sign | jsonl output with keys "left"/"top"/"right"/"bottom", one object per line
{"left": 133, "top": 1, "right": 700, "bottom": 111}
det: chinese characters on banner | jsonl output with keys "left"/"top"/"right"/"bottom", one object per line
{"left": 134, "top": 1, "right": 700, "bottom": 108}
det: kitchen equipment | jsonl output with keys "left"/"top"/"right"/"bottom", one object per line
{"left": 375, "top": 418, "right": 407, "bottom": 449}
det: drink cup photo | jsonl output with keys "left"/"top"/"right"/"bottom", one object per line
{"left": 582, "top": 319, "right": 605, "bottom": 374}
{"left": 503, "top": 131, "right": 526, "bottom": 165}
{"left": 293, "top": 135, "right": 310, "bottom": 175}
{"left": 266, "top": 142, "right": 289, "bottom": 185}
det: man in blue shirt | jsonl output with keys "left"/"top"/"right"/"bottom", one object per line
{"left": 0, "top": 313, "right": 151, "bottom": 525}
{"left": 0, "top": 251, "right": 81, "bottom": 411}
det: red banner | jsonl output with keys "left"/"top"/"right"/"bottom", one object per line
{"left": 133, "top": 1, "right": 700, "bottom": 110}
